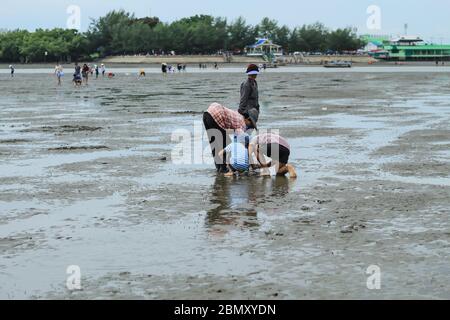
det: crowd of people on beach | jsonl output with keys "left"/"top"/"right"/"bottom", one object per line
{"left": 69, "top": 62, "right": 108, "bottom": 86}
{"left": 203, "top": 63, "right": 297, "bottom": 178}
{"left": 46, "top": 62, "right": 110, "bottom": 86}
{"left": 161, "top": 63, "right": 187, "bottom": 74}
{"left": 198, "top": 63, "right": 220, "bottom": 69}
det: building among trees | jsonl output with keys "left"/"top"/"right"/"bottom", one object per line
{"left": 245, "top": 38, "right": 283, "bottom": 57}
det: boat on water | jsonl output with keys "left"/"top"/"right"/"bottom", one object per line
{"left": 324, "top": 60, "right": 352, "bottom": 68}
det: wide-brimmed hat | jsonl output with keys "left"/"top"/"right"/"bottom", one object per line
{"left": 246, "top": 64, "right": 259, "bottom": 75}
{"left": 246, "top": 108, "right": 259, "bottom": 130}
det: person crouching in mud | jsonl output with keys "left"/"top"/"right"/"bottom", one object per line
{"left": 238, "top": 64, "right": 260, "bottom": 116}
{"left": 218, "top": 134, "right": 251, "bottom": 177}
{"left": 203, "top": 103, "right": 259, "bottom": 173}
{"left": 249, "top": 132, "right": 297, "bottom": 178}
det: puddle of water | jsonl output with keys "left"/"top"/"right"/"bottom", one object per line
{"left": 0, "top": 149, "right": 150, "bottom": 177}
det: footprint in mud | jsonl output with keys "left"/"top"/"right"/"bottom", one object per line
{"left": 21, "top": 125, "right": 103, "bottom": 133}
{"left": 48, "top": 145, "right": 109, "bottom": 152}
{"left": 0, "top": 139, "right": 32, "bottom": 144}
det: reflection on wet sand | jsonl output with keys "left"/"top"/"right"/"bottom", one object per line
{"left": 206, "top": 175, "right": 295, "bottom": 237}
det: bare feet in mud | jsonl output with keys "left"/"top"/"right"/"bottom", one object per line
{"left": 287, "top": 164, "right": 297, "bottom": 179}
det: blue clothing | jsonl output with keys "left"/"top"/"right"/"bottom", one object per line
{"left": 225, "top": 142, "right": 249, "bottom": 172}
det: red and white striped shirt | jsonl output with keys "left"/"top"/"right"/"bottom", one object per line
{"left": 207, "top": 103, "right": 246, "bottom": 131}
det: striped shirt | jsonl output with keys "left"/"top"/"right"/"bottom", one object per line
{"left": 225, "top": 142, "right": 249, "bottom": 172}
{"left": 250, "top": 133, "right": 291, "bottom": 150}
{"left": 207, "top": 103, "right": 246, "bottom": 131}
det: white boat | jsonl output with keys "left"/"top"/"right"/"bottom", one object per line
{"left": 324, "top": 60, "right": 352, "bottom": 68}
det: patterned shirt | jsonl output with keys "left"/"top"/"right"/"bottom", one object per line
{"left": 207, "top": 103, "right": 246, "bottom": 131}
{"left": 250, "top": 133, "right": 291, "bottom": 151}
{"left": 225, "top": 141, "right": 249, "bottom": 172}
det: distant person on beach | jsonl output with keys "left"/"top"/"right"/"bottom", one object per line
{"left": 139, "top": 69, "right": 146, "bottom": 77}
{"left": 214, "top": 62, "right": 218, "bottom": 69}
{"left": 218, "top": 133, "right": 250, "bottom": 176}
{"left": 82, "top": 63, "right": 90, "bottom": 84}
{"left": 9, "top": 65, "right": 14, "bottom": 77}
{"left": 177, "top": 64, "right": 182, "bottom": 72}
{"left": 161, "top": 63, "right": 167, "bottom": 74}
{"left": 101, "top": 64, "right": 106, "bottom": 77}
{"left": 55, "top": 63, "right": 64, "bottom": 85}
{"left": 203, "top": 103, "right": 259, "bottom": 173}
{"left": 73, "top": 63, "right": 82, "bottom": 86}
{"left": 74, "top": 62, "right": 81, "bottom": 75}
{"left": 249, "top": 133, "right": 297, "bottom": 178}
{"left": 182, "top": 64, "right": 187, "bottom": 72}
{"left": 95, "top": 65, "right": 99, "bottom": 79}
{"left": 238, "top": 64, "right": 260, "bottom": 116}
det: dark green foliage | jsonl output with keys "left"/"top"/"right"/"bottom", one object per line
{"left": 0, "top": 11, "right": 364, "bottom": 62}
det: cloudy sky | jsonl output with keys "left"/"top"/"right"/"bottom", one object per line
{"left": 1, "top": 0, "right": 450, "bottom": 42}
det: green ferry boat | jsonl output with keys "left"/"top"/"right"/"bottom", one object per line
{"left": 369, "top": 36, "right": 450, "bottom": 61}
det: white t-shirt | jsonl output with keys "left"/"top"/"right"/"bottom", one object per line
{"left": 225, "top": 142, "right": 249, "bottom": 171}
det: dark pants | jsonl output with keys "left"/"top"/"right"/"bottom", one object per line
{"left": 203, "top": 112, "right": 231, "bottom": 172}
{"left": 260, "top": 143, "right": 290, "bottom": 165}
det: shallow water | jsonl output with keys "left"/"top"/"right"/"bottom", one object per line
{"left": 0, "top": 71, "right": 449, "bottom": 299}
{"left": 3, "top": 65, "right": 450, "bottom": 75}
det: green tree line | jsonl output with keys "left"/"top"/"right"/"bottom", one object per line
{"left": 0, "top": 10, "right": 365, "bottom": 63}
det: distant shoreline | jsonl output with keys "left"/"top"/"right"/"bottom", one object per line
{"left": 3, "top": 55, "right": 449, "bottom": 68}
{"left": 2, "top": 61, "right": 449, "bottom": 70}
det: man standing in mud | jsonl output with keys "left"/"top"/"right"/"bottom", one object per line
{"left": 238, "top": 64, "right": 260, "bottom": 116}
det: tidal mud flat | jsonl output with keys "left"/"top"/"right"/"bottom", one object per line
{"left": 0, "top": 69, "right": 449, "bottom": 299}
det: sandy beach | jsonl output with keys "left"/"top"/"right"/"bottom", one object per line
{"left": 0, "top": 68, "right": 449, "bottom": 299}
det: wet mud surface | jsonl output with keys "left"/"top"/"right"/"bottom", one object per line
{"left": 0, "top": 70, "right": 449, "bottom": 299}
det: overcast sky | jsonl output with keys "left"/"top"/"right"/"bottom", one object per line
{"left": 1, "top": 0, "right": 450, "bottom": 42}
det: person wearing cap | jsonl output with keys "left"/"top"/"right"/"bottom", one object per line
{"left": 238, "top": 64, "right": 260, "bottom": 116}
{"left": 249, "top": 132, "right": 297, "bottom": 178}
{"left": 203, "top": 103, "right": 259, "bottom": 173}
{"left": 101, "top": 64, "right": 106, "bottom": 77}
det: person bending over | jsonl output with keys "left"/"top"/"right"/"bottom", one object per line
{"left": 249, "top": 133, "right": 297, "bottom": 178}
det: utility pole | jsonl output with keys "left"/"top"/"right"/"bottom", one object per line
{"left": 404, "top": 23, "right": 408, "bottom": 36}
